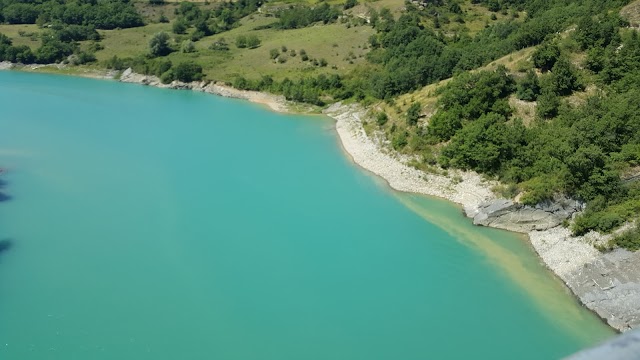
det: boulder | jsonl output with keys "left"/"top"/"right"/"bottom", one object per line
{"left": 470, "top": 196, "right": 582, "bottom": 233}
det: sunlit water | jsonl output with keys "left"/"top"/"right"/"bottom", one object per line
{"left": 0, "top": 72, "right": 613, "bottom": 359}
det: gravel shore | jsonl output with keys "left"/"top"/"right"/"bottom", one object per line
{"left": 118, "top": 68, "right": 288, "bottom": 112}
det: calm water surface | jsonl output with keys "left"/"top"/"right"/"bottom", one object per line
{"left": 0, "top": 72, "right": 613, "bottom": 359}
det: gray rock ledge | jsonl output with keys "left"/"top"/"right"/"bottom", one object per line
{"left": 469, "top": 196, "right": 582, "bottom": 232}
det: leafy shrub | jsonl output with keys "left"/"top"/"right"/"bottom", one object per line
{"left": 532, "top": 42, "right": 560, "bottom": 72}
{"left": 376, "top": 112, "right": 388, "bottom": 126}
{"left": 406, "top": 102, "right": 421, "bottom": 126}
{"left": 149, "top": 32, "right": 172, "bottom": 57}
{"left": 173, "top": 61, "right": 203, "bottom": 82}
{"left": 181, "top": 40, "right": 196, "bottom": 53}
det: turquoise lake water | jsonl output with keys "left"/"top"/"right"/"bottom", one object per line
{"left": 0, "top": 72, "right": 613, "bottom": 359}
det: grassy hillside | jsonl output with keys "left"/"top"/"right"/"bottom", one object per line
{"left": 363, "top": 0, "right": 640, "bottom": 250}
{"left": 0, "top": 0, "right": 522, "bottom": 83}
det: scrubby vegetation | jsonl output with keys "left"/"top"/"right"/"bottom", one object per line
{"left": 0, "top": 0, "right": 143, "bottom": 29}
{"left": 366, "top": 0, "right": 640, "bottom": 250}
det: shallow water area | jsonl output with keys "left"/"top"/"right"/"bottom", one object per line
{"left": 0, "top": 72, "right": 613, "bottom": 359}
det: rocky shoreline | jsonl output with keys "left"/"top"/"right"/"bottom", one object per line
{"left": 325, "top": 102, "right": 640, "bottom": 332}
{"left": 117, "top": 68, "right": 289, "bottom": 112}
{"left": 2, "top": 63, "right": 638, "bottom": 331}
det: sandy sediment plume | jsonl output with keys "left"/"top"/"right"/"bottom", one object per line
{"left": 324, "top": 101, "right": 640, "bottom": 332}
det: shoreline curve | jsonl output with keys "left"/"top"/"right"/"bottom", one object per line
{"left": 2, "top": 62, "right": 638, "bottom": 332}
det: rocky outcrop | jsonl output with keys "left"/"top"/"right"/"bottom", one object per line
{"left": 566, "top": 249, "right": 640, "bottom": 331}
{"left": 530, "top": 227, "right": 640, "bottom": 331}
{"left": 0, "top": 61, "right": 13, "bottom": 70}
{"left": 468, "top": 197, "right": 582, "bottom": 232}
{"left": 471, "top": 197, "right": 640, "bottom": 331}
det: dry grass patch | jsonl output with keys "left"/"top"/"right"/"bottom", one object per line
{"left": 566, "top": 84, "right": 599, "bottom": 108}
{"left": 621, "top": 0, "right": 640, "bottom": 27}
{"left": 0, "top": 24, "right": 42, "bottom": 48}
{"left": 482, "top": 47, "right": 536, "bottom": 73}
{"left": 509, "top": 96, "right": 536, "bottom": 126}
{"left": 96, "top": 23, "right": 172, "bottom": 61}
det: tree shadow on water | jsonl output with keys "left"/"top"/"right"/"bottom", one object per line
{"left": 0, "top": 179, "right": 10, "bottom": 202}
{"left": 0, "top": 239, "right": 12, "bottom": 257}
{"left": 0, "top": 192, "right": 11, "bottom": 202}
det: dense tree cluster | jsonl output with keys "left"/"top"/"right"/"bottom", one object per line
{"left": 103, "top": 54, "right": 203, "bottom": 84}
{"left": 0, "top": 33, "right": 34, "bottom": 62}
{"left": 428, "top": 68, "right": 514, "bottom": 142}
{"left": 0, "top": 0, "right": 143, "bottom": 29}
{"left": 235, "top": 34, "right": 260, "bottom": 49}
{"left": 171, "top": 0, "right": 262, "bottom": 40}
{"left": 425, "top": 23, "right": 640, "bottom": 249}
{"left": 0, "top": 0, "right": 139, "bottom": 63}
{"left": 362, "top": 0, "right": 630, "bottom": 99}
{"left": 274, "top": 3, "right": 341, "bottom": 29}
{"left": 0, "top": 26, "right": 100, "bottom": 64}
{"left": 233, "top": 73, "right": 348, "bottom": 106}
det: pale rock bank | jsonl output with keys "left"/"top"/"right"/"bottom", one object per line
{"left": 325, "top": 102, "right": 640, "bottom": 332}
{"left": 119, "top": 68, "right": 287, "bottom": 112}
{"left": 0, "top": 61, "right": 13, "bottom": 70}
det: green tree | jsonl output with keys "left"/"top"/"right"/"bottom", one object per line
{"left": 35, "top": 37, "right": 73, "bottom": 63}
{"left": 532, "top": 42, "right": 560, "bottom": 72}
{"left": 575, "top": 15, "right": 619, "bottom": 51}
{"left": 172, "top": 18, "right": 188, "bottom": 34}
{"left": 149, "top": 32, "right": 172, "bottom": 57}
{"left": 235, "top": 35, "right": 247, "bottom": 48}
{"left": 516, "top": 70, "right": 540, "bottom": 101}
{"left": 194, "top": 19, "right": 213, "bottom": 36}
{"left": 246, "top": 35, "right": 261, "bottom": 49}
{"left": 180, "top": 40, "right": 195, "bottom": 53}
{"left": 406, "top": 102, "right": 422, "bottom": 126}
{"left": 536, "top": 87, "right": 559, "bottom": 118}
{"left": 376, "top": 112, "right": 388, "bottom": 126}
{"left": 551, "top": 57, "right": 581, "bottom": 96}
{"left": 173, "top": 61, "right": 203, "bottom": 82}
{"left": 440, "top": 113, "right": 520, "bottom": 174}
{"left": 344, "top": 0, "right": 358, "bottom": 10}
